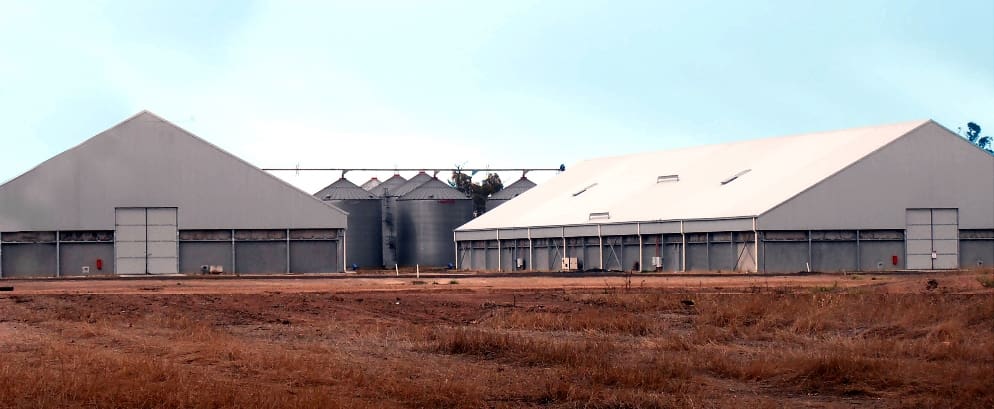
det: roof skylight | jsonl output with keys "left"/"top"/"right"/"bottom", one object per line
{"left": 720, "top": 169, "right": 752, "bottom": 185}
{"left": 589, "top": 212, "right": 610, "bottom": 220}
{"left": 572, "top": 182, "right": 598, "bottom": 197}
{"left": 657, "top": 174, "right": 680, "bottom": 183}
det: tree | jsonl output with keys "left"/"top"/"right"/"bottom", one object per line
{"left": 964, "top": 122, "right": 993, "bottom": 154}
{"left": 449, "top": 171, "right": 503, "bottom": 216}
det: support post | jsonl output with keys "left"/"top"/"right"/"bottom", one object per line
{"left": 496, "top": 229, "right": 502, "bottom": 272}
{"left": 705, "top": 232, "right": 710, "bottom": 271}
{"left": 453, "top": 231, "right": 459, "bottom": 270}
{"left": 231, "top": 229, "right": 236, "bottom": 274}
{"left": 637, "top": 223, "right": 643, "bottom": 273}
{"left": 680, "top": 221, "right": 687, "bottom": 272}
{"left": 808, "top": 230, "right": 813, "bottom": 271}
{"left": 598, "top": 225, "right": 604, "bottom": 270}
{"left": 753, "top": 218, "right": 760, "bottom": 273}
{"left": 55, "top": 230, "right": 61, "bottom": 278}
{"left": 855, "top": 229, "right": 860, "bottom": 272}
{"left": 0, "top": 234, "right": 3, "bottom": 278}
{"left": 286, "top": 228, "right": 291, "bottom": 274}
{"left": 342, "top": 228, "right": 348, "bottom": 272}
{"left": 528, "top": 228, "right": 533, "bottom": 272}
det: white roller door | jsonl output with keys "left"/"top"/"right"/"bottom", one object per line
{"left": 905, "top": 208, "right": 958, "bottom": 270}
{"left": 115, "top": 208, "right": 178, "bottom": 274}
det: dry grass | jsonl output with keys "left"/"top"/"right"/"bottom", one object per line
{"left": 0, "top": 281, "right": 992, "bottom": 408}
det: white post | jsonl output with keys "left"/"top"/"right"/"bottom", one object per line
{"left": 395, "top": 263, "right": 399, "bottom": 276}
{"left": 342, "top": 228, "right": 348, "bottom": 272}
{"left": 231, "top": 229, "right": 236, "bottom": 274}
{"left": 753, "top": 217, "right": 760, "bottom": 273}
{"left": 496, "top": 229, "right": 502, "bottom": 272}
{"left": 637, "top": 223, "right": 643, "bottom": 273}
{"left": 598, "top": 224, "right": 604, "bottom": 270}
{"left": 528, "top": 228, "right": 533, "bottom": 272}
{"left": 416, "top": 264, "right": 420, "bottom": 279}
{"left": 680, "top": 220, "right": 687, "bottom": 272}
{"left": 55, "top": 230, "right": 61, "bottom": 278}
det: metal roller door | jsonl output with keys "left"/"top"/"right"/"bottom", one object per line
{"left": 115, "top": 208, "right": 178, "bottom": 274}
{"left": 906, "top": 208, "right": 958, "bottom": 270}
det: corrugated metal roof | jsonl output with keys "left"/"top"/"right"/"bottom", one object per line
{"left": 368, "top": 174, "right": 407, "bottom": 196}
{"left": 315, "top": 178, "right": 378, "bottom": 200}
{"left": 489, "top": 177, "right": 536, "bottom": 200}
{"left": 390, "top": 171, "right": 433, "bottom": 197}
{"left": 457, "top": 120, "right": 931, "bottom": 231}
{"left": 361, "top": 177, "right": 381, "bottom": 191}
{"left": 399, "top": 178, "right": 470, "bottom": 200}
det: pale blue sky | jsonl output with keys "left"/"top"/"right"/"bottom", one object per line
{"left": 1, "top": 0, "right": 992, "bottom": 192}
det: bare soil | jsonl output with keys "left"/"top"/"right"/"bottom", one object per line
{"left": 1, "top": 271, "right": 992, "bottom": 408}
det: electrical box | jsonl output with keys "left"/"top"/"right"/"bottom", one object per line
{"left": 516, "top": 258, "right": 525, "bottom": 269}
{"left": 561, "top": 257, "right": 579, "bottom": 272}
{"left": 81, "top": 266, "right": 90, "bottom": 274}
{"left": 651, "top": 256, "right": 663, "bottom": 268}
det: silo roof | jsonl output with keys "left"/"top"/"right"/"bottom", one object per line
{"left": 399, "top": 178, "right": 470, "bottom": 200}
{"left": 489, "top": 177, "right": 536, "bottom": 200}
{"left": 390, "top": 172, "right": 433, "bottom": 197}
{"left": 368, "top": 174, "right": 407, "bottom": 196}
{"left": 361, "top": 177, "right": 381, "bottom": 190}
{"left": 315, "top": 178, "right": 378, "bottom": 200}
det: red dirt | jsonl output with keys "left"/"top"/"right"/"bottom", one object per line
{"left": 0, "top": 271, "right": 991, "bottom": 408}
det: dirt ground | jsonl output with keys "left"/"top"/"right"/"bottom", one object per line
{"left": 3, "top": 270, "right": 991, "bottom": 295}
{"left": 1, "top": 271, "right": 992, "bottom": 408}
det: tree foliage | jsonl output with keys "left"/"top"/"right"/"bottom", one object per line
{"left": 449, "top": 171, "right": 503, "bottom": 216}
{"left": 964, "top": 122, "right": 993, "bottom": 154}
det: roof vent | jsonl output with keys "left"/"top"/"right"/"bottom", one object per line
{"left": 572, "top": 182, "right": 598, "bottom": 197}
{"left": 589, "top": 212, "right": 610, "bottom": 220}
{"left": 721, "top": 169, "right": 752, "bottom": 185}
{"left": 657, "top": 174, "right": 679, "bottom": 183}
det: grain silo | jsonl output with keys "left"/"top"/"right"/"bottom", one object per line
{"left": 315, "top": 178, "right": 383, "bottom": 269}
{"left": 485, "top": 177, "right": 536, "bottom": 212}
{"left": 360, "top": 177, "right": 381, "bottom": 191}
{"left": 396, "top": 178, "right": 474, "bottom": 266}
{"left": 367, "top": 174, "right": 407, "bottom": 266}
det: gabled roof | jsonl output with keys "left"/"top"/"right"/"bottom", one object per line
{"left": 400, "top": 178, "right": 469, "bottom": 200}
{"left": 457, "top": 120, "right": 931, "bottom": 231}
{"left": 315, "top": 178, "right": 377, "bottom": 200}
{"left": 0, "top": 111, "right": 347, "bottom": 231}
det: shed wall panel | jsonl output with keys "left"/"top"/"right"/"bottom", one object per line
{"left": 289, "top": 241, "right": 338, "bottom": 273}
{"left": 235, "top": 242, "right": 288, "bottom": 274}
{"left": 179, "top": 242, "right": 233, "bottom": 274}
{"left": 60, "top": 243, "right": 115, "bottom": 276}
{"left": 0, "top": 243, "right": 56, "bottom": 277}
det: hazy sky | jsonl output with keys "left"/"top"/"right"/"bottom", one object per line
{"left": 1, "top": 0, "right": 992, "bottom": 193}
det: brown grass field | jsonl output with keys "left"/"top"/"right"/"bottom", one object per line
{"left": 1, "top": 271, "right": 992, "bottom": 408}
